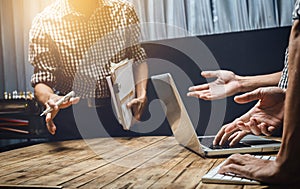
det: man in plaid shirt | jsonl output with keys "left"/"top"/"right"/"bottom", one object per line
{"left": 29, "top": 0, "right": 148, "bottom": 139}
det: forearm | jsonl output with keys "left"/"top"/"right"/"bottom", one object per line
{"left": 238, "top": 72, "right": 282, "bottom": 93}
{"left": 277, "top": 20, "right": 300, "bottom": 173}
{"left": 34, "top": 83, "right": 56, "bottom": 106}
{"left": 134, "top": 62, "right": 148, "bottom": 98}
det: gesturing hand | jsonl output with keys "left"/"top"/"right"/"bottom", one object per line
{"left": 45, "top": 94, "right": 80, "bottom": 135}
{"left": 188, "top": 70, "right": 242, "bottom": 100}
{"left": 214, "top": 87, "right": 285, "bottom": 146}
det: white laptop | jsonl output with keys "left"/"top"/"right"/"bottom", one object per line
{"left": 151, "top": 73, "right": 281, "bottom": 157}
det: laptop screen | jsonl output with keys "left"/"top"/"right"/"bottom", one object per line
{"left": 151, "top": 73, "right": 206, "bottom": 154}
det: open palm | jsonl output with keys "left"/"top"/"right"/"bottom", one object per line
{"left": 214, "top": 87, "right": 285, "bottom": 146}
{"left": 230, "top": 87, "right": 285, "bottom": 135}
{"left": 188, "top": 70, "right": 241, "bottom": 100}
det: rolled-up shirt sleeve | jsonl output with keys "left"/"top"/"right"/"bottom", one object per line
{"left": 293, "top": 0, "right": 300, "bottom": 20}
{"left": 29, "top": 15, "right": 58, "bottom": 89}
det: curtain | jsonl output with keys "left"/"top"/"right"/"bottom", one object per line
{"left": 278, "top": 0, "right": 297, "bottom": 26}
{"left": 0, "top": 0, "right": 54, "bottom": 97}
{"left": 212, "top": 0, "right": 251, "bottom": 33}
{"left": 248, "top": 0, "right": 279, "bottom": 29}
{"left": 129, "top": 0, "right": 295, "bottom": 40}
{"left": 185, "top": 0, "right": 214, "bottom": 36}
{"left": 0, "top": 0, "right": 296, "bottom": 96}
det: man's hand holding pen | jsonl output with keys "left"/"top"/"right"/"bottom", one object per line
{"left": 43, "top": 91, "right": 80, "bottom": 135}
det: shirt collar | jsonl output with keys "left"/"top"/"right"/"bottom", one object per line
{"left": 59, "top": 0, "right": 113, "bottom": 18}
{"left": 101, "top": 0, "right": 113, "bottom": 7}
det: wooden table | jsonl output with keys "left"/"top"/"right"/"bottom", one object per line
{"left": 0, "top": 136, "right": 280, "bottom": 189}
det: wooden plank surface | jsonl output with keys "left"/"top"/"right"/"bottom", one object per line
{"left": 0, "top": 136, "right": 278, "bottom": 188}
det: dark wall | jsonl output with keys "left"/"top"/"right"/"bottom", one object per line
{"left": 141, "top": 26, "right": 291, "bottom": 136}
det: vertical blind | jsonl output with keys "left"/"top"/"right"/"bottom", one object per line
{"left": 129, "top": 0, "right": 296, "bottom": 41}
{"left": 0, "top": 0, "right": 54, "bottom": 96}
{"left": 0, "top": 0, "right": 296, "bottom": 95}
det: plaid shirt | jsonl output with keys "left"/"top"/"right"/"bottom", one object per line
{"left": 279, "top": 0, "right": 300, "bottom": 89}
{"left": 29, "top": 0, "right": 146, "bottom": 98}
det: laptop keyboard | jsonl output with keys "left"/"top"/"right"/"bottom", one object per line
{"left": 202, "top": 155, "right": 276, "bottom": 184}
{"left": 199, "top": 137, "right": 250, "bottom": 150}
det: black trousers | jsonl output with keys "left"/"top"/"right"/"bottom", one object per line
{"left": 49, "top": 99, "right": 139, "bottom": 141}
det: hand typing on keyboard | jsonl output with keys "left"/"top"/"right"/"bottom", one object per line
{"left": 202, "top": 155, "right": 276, "bottom": 184}
{"left": 217, "top": 154, "right": 280, "bottom": 184}
{"left": 200, "top": 137, "right": 250, "bottom": 150}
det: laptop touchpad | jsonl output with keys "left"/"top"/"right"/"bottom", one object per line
{"left": 240, "top": 135, "right": 280, "bottom": 146}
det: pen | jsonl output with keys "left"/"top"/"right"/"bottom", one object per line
{"left": 40, "top": 91, "right": 75, "bottom": 116}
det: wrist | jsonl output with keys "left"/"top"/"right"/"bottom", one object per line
{"left": 45, "top": 93, "right": 59, "bottom": 106}
{"left": 136, "top": 88, "right": 147, "bottom": 99}
{"left": 34, "top": 83, "right": 56, "bottom": 106}
{"left": 236, "top": 75, "right": 246, "bottom": 93}
{"left": 238, "top": 75, "right": 258, "bottom": 93}
{"left": 49, "top": 93, "right": 59, "bottom": 100}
